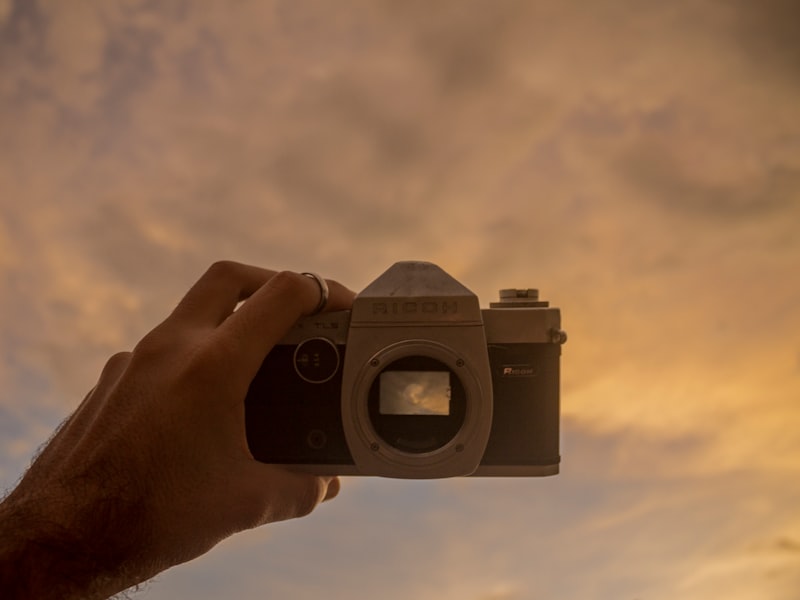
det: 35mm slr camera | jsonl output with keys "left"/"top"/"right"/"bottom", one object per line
{"left": 245, "top": 261, "right": 566, "bottom": 478}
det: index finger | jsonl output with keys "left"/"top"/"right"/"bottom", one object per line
{"left": 218, "top": 270, "right": 356, "bottom": 378}
{"left": 170, "top": 261, "right": 278, "bottom": 327}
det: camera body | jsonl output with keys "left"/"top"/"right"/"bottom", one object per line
{"left": 245, "top": 262, "right": 566, "bottom": 478}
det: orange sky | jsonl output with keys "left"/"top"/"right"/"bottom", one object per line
{"left": 1, "top": 1, "right": 799, "bottom": 598}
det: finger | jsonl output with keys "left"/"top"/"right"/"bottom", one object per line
{"left": 219, "top": 271, "right": 356, "bottom": 378}
{"left": 239, "top": 464, "right": 339, "bottom": 526}
{"left": 322, "top": 476, "right": 341, "bottom": 502}
{"left": 169, "top": 261, "right": 278, "bottom": 328}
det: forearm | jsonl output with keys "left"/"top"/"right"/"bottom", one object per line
{"left": 0, "top": 486, "right": 146, "bottom": 600}
{"left": 1, "top": 496, "right": 88, "bottom": 599}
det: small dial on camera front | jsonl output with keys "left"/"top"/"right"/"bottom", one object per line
{"left": 293, "top": 337, "right": 340, "bottom": 384}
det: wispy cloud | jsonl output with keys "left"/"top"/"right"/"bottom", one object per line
{"left": 1, "top": 1, "right": 798, "bottom": 598}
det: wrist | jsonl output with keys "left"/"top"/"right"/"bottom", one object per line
{"left": 0, "top": 479, "right": 149, "bottom": 600}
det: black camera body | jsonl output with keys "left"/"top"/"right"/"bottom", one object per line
{"left": 245, "top": 262, "right": 566, "bottom": 478}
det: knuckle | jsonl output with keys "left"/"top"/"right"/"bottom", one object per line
{"left": 268, "top": 271, "right": 315, "bottom": 312}
{"left": 204, "top": 260, "right": 240, "bottom": 284}
{"left": 236, "top": 475, "right": 322, "bottom": 528}
{"left": 293, "top": 479, "right": 325, "bottom": 518}
{"left": 268, "top": 270, "right": 304, "bottom": 294}
{"left": 132, "top": 326, "right": 175, "bottom": 363}
{"left": 208, "top": 259, "right": 239, "bottom": 275}
{"left": 99, "top": 351, "right": 133, "bottom": 382}
{"left": 104, "top": 351, "right": 132, "bottom": 372}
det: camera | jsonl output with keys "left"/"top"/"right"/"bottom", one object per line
{"left": 245, "top": 261, "right": 566, "bottom": 478}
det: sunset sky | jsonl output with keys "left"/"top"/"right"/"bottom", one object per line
{"left": 1, "top": 1, "right": 799, "bottom": 598}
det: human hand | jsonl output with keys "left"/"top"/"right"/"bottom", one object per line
{"left": 0, "top": 262, "right": 356, "bottom": 600}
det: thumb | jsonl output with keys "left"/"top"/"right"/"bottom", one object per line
{"left": 236, "top": 463, "right": 340, "bottom": 528}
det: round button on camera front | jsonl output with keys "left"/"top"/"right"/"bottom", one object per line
{"left": 293, "top": 337, "right": 340, "bottom": 384}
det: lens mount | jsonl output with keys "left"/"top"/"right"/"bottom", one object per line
{"left": 345, "top": 339, "right": 492, "bottom": 477}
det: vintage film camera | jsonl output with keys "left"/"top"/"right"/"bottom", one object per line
{"left": 245, "top": 261, "right": 566, "bottom": 478}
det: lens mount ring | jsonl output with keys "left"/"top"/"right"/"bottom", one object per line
{"left": 346, "top": 339, "right": 492, "bottom": 477}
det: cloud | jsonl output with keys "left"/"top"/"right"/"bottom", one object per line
{"left": 1, "top": 1, "right": 799, "bottom": 599}
{"left": 676, "top": 535, "right": 800, "bottom": 600}
{"left": 731, "top": 0, "right": 800, "bottom": 78}
{"left": 614, "top": 107, "right": 800, "bottom": 221}
{"left": 137, "top": 417, "right": 800, "bottom": 599}
{"left": 0, "top": 0, "right": 48, "bottom": 61}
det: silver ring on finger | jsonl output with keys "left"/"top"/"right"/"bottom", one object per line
{"left": 301, "top": 272, "right": 329, "bottom": 315}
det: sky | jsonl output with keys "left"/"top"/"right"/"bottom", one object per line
{"left": 1, "top": 0, "right": 799, "bottom": 598}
